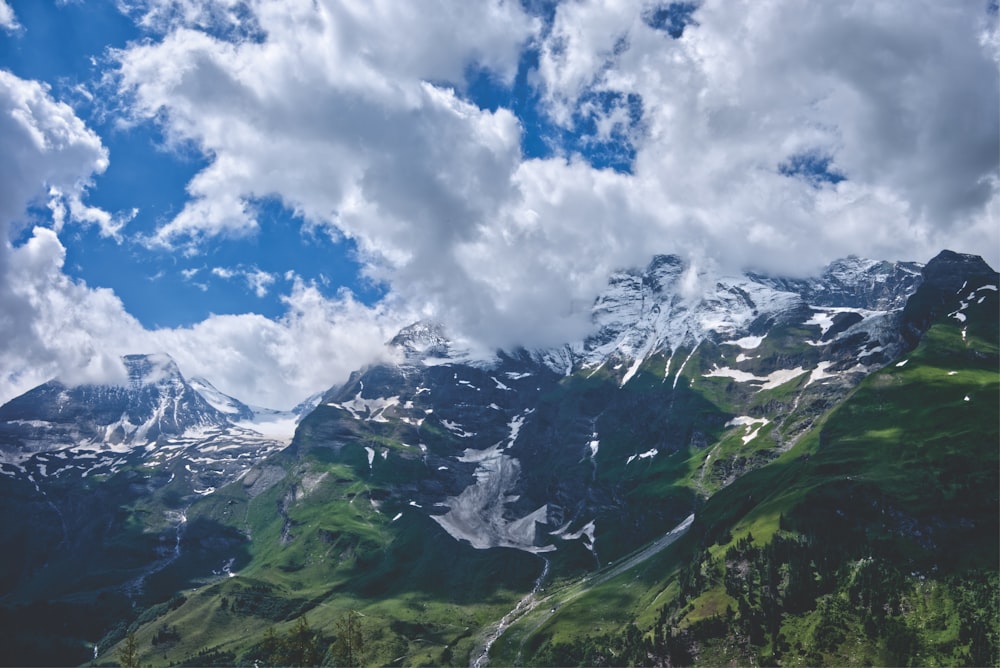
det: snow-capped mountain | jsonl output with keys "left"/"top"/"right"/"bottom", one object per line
{"left": 288, "top": 253, "right": 937, "bottom": 561}
{"left": 554, "top": 254, "right": 914, "bottom": 385}
{"left": 188, "top": 376, "right": 257, "bottom": 422}
{"left": 189, "top": 376, "right": 322, "bottom": 441}
{"left": 1, "top": 250, "right": 996, "bottom": 668}
{"left": 751, "top": 255, "right": 924, "bottom": 310}
{"left": 0, "top": 353, "right": 229, "bottom": 451}
{"left": 0, "top": 353, "right": 288, "bottom": 493}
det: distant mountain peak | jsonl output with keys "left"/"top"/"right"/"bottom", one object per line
{"left": 122, "top": 352, "right": 183, "bottom": 388}
{"left": 389, "top": 321, "right": 451, "bottom": 356}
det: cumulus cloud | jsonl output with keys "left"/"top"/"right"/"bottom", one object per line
{"left": 534, "top": 0, "right": 999, "bottom": 274}
{"left": 105, "top": 0, "right": 998, "bottom": 355}
{"left": 0, "top": 71, "right": 110, "bottom": 233}
{"left": 3, "top": 0, "right": 997, "bottom": 407}
{"left": 0, "top": 68, "right": 407, "bottom": 409}
{"left": 148, "top": 280, "right": 407, "bottom": 409}
{"left": 0, "top": 225, "right": 404, "bottom": 407}
{"left": 0, "top": 70, "right": 127, "bottom": 395}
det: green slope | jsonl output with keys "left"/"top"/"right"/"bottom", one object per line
{"left": 508, "top": 292, "right": 998, "bottom": 666}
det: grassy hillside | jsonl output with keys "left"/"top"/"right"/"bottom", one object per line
{"left": 507, "top": 299, "right": 998, "bottom": 666}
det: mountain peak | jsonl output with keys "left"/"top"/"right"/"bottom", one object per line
{"left": 922, "top": 250, "right": 996, "bottom": 291}
{"left": 122, "top": 353, "right": 183, "bottom": 388}
{"left": 389, "top": 321, "right": 451, "bottom": 355}
{"left": 901, "top": 251, "right": 998, "bottom": 347}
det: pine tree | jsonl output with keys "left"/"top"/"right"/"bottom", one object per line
{"left": 115, "top": 632, "right": 139, "bottom": 668}
{"left": 332, "top": 610, "right": 365, "bottom": 667}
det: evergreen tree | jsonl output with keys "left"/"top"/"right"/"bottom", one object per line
{"left": 332, "top": 610, "right": 365, "bottom": 667}
{"left": 115, "top": 632, "right": 139, "bottom": 668}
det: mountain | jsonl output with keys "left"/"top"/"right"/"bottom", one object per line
{"left": 0, "top": 252, "right": 995, "bottom": 667}
{"left": 495, "top": 250, "right": 999, "bottom": 666}
{"left": 189, "top": 375, "right": 323, "bottom": 441}
{"left": 0, "top": 353, "right": 287, "bottom": 488}
{"left": 281, "top": 253, "right": 922, "bottom": 567}
{"left": 188, "top": 375, "right": 258, "bottom": 422}
{"left": 0, "top": 354, "right": 295, "bottom": 664}
{"left": 0, "top": 353, "right": 229, "bottom": 454}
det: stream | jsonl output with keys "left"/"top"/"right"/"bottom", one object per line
{"left": 122, "top": 508, "right": 188, "bottom": 600}
{"left": 471, "top": 557, "right": 550, "bottom": 668}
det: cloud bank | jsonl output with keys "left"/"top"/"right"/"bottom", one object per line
{"left": 0, "top": 0, "right": 997, "bottom": 407}
{"left": 112, "top": 0, "right": 998, "bottom": 344}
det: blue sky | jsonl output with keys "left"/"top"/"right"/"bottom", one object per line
{"left": 1, "top": 0, "right": 381, "bottom": 328}
{"left": 0, "top": 0, "right": 996, "bottom": 407}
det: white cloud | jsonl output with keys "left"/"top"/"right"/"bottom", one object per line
{"left": 210, "top": 266, "right": 236, "bottom": 279}
{"left": 0, "top": 71, "right": 129, "bottom": 395}
{"left": 0, "top": 1, "right": 18, "bottom": 31}
{"left": 0, "top": 68, "right": 406, "bottom": 409}
{"left": 211, "top": 264, "right": 277, "bottom": 297}
{"left": 148, "top": 280, "right": 407, "bottom": 409}
{"left": 0, "top": 71, "right": 110, "bottom": 232}
{"left": 2, "top": 0, "right": 997, "bottom": 410}
{"left": 0, "top": 221, "right": 405, "bottom": 409}
{"left": 105, "top": 0, "right": 998, "bottom": 356}
{"left": 532, "top": 0, "right": 999, "bottom": 275}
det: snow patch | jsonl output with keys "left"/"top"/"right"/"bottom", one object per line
{"left": 491, "top": 376, "right": 511, "bottom": 391}
{"left": 442, "top": 419, "right": 476, "bottom": 438}
{"left": 432, "top": 443, "right": 555, "bottom": 554}
{"left": 728, "top": 335, "right": 764, "bottom": 349}
{"left": 506, "top": 409, "right": 533, "bottom": 449}
{"left": 328, "top": 388, "right": 400, "bottom": 422}
{"left": 807, "top": 361, "right": 837, "bottom": 386}
{"left": 726, "top": 416, "right": 770, "bottom": 444}
{"left": 552, "top": 519, "right": 597, "bottom": 552}
{"left": 703, "top": 366, "right": 808, "bottom": 391}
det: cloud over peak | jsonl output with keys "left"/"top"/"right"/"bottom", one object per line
{"left": 0, "top": 0, "right": 996, "bottom": 407}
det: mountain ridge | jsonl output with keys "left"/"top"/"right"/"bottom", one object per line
{"left": 0, "top": 250, "right": 995, "bottom": 667}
